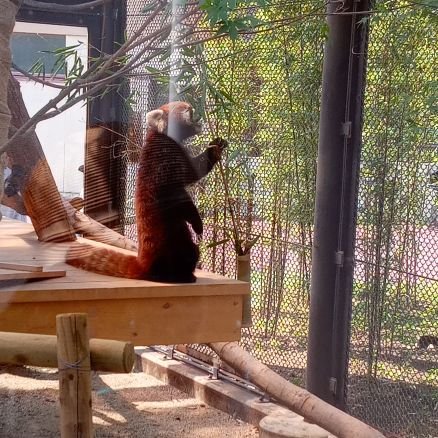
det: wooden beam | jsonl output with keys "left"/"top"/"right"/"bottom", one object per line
{"left": 0, "top": 295, "right": 243, "bottom": 345}
{"left": 6, "top": 73, "right": 76, "bottom": 242}
{"left": 0, "top": 331, "right": 135, "bottom": 373}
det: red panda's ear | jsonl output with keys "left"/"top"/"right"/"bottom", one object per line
{"left": 146, "top": 109, "right": 166, "bottom": 133}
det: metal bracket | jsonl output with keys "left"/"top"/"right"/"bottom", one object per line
{"left": 342, "top": 121, "right": 352, "bottom": 138}
{"left": 209, "top": 358, "right": 220, "bottom": 380}
{"left": 258, "top": 393, "right": 271, "bottom": 403}
{"left": 329, "top": 377, "right": 337, "bottom": 396}
{"left": 209, "top": 364, "right": 219, "bottom": 380}
{"left": 163, "top": 345, "right": 175, "bottom": 360}
{"left": 335, "top": 250, "right": 344, "bottom": 267}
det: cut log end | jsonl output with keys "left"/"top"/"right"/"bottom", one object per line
{"left": 259, "top": 415, "right": 331, "bottom": 438}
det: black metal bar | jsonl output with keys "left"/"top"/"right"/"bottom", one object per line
{"left": 84, "top": 0, "right": 127, "bottom": 232}
{"left": 306, "top": 0, "right": 371, "bottom": 408}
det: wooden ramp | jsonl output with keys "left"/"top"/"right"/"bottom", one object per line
{"left": 0, "top": 219, "right": 248, "bottom": 345}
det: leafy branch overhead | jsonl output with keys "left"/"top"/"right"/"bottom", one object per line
{"left": 5, "top": 0, "right": 432, "bottom": 156}
{"left": 2, "top": 0, "right": 270, "bottom": 154}
{"left": 199, "top": 0, "right": 266, "bottom": 38}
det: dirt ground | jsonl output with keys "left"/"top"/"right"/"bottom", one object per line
{"left": 0, "top": 365, "right": 259, "bottom": 437}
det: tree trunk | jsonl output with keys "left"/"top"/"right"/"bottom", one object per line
{"left": 0, "top": 0, "right": 21, "bottom": 221}
{"left": 6, "top": 73, "right": 76, "bottom": 242}
{"left": 208, "top": 342, "right": 385, "bottom": 438}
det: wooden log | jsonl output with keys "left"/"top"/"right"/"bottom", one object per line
{"left": 63, "top": 198, "right": 138, "bottom": 251}
{"left": 208, "top": 342, "right": 385, "bottom": 438}
{"left": 0, "top": 190, "right": 27, "bottom": 215}
{"left": 0, "top": 192, "right": 138, "bottom": 251}
{"left": 259, "top": 415, "right": 330, "bottom": 438}
{"left": 6, "top": 73, "right": 76, "bottom": 242}
{"left": 0, "top": 0, "right": 21, "bottom": 221}
{"left": 56, "top": 313, "right": 93, "bottom": 438}
{"left": 0, "top": 331, "right": 135, "bottom": 373}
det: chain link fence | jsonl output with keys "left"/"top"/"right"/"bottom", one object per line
{"left": 187, "top": 0, "right": 325, "bottom": 385}
{"left": 122, "top": 1, "right": 437, "bottom": 436}
{"left": 347, "top": 6, "right": 437, "bottom": 437}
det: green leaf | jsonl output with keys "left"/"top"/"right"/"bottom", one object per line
{"left": 158, "top": 26, "right": 172, "bottom": 42}
{"left": 226, "top": 149, "right": 241, "bottom": 165}
{"left": 144, "top": 65, "right": 161, "bottom": 74}
{"left": 206, "top": 237, "right": 231, "bottom": 248}
{"left": 141, "top": 1, "right": 158, "bottom": 13}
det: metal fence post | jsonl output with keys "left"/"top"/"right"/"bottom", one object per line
{"left": 306, "top": 0, "right": 371, "bottom": 408}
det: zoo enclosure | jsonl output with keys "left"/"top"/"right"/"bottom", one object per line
{"left": 13, "top": 1, "right": 436, "bottom": 437}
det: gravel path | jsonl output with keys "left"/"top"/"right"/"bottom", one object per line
{"left": 0, "top": 365, "right": 259, "bottom": 437}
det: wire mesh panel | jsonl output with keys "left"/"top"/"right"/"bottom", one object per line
{"left": 122, "top": 1, "right": 437, "bottom": 436}
{"left": 348, "top": 5, "right": 438, "bottom": 437}
{"left": 189, "top": 1, "right": 325, "bottom": 385}
{"left": 123, "top": 0, "right": 326, "bottom": 385}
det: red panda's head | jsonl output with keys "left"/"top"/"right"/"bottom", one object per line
{"left": 146, "top": 101, "right": 202, "bottom": 142}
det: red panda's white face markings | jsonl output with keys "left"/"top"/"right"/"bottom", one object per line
{"left": 146, "top": 109, "right": 166, "bottom": 133}
{"left": 146, "top": 101, "right": 202, "bottom": 142}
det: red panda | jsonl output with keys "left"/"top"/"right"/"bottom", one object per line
{"left": 66, "top": 101, "right": 227, "bottom": 283}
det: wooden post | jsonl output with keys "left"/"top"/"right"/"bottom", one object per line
{"left": 237, "top": 253, "right": 252, "bottom": 327}
{"left": 56, "top": 313, "right": 93, "bottom": 438}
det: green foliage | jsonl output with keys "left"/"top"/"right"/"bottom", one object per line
{"left": 199, "top": 0, "right": 266, "bottom": 39}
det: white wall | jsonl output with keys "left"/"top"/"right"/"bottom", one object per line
{"left": 13, "top": 22, "right": 88, "bottom": 198}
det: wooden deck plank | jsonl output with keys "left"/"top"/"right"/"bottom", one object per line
{"left": 0, "top": 219, "right": 248, "bottom": 344}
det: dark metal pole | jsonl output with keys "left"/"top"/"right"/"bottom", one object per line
{"left": 306, "top": 0, "right": 371, "bottom": 408}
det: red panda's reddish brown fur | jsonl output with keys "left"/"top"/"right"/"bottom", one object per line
{"left": 66, "top": 101, "right": 226, "bottom": 283}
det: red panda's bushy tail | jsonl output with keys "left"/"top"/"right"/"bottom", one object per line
{"left": 66, "top": 242, "right": 144, "bottom": 279}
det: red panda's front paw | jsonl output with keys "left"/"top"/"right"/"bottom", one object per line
{"left": 208, "top": 137, "right": 228, "bottom": 160}
{"left": 209, "top": 137, "right": 228, "bottom": 149}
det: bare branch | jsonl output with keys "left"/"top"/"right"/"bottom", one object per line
{"left": 11, "top": 63, "right": 65, "bottom": 89}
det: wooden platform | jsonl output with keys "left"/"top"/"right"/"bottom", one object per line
{"left": 0, "top": 219, "right": 248, "bottom": 345}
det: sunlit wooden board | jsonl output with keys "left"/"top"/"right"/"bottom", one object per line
{"left": 0, "top": 262, "right": 43, "bottom": 272}
{"left": 0, "top": 219, "right": 248, "bottom": 345}
{"left": 0, "top": 269, "right": 66, "bottom": 280}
